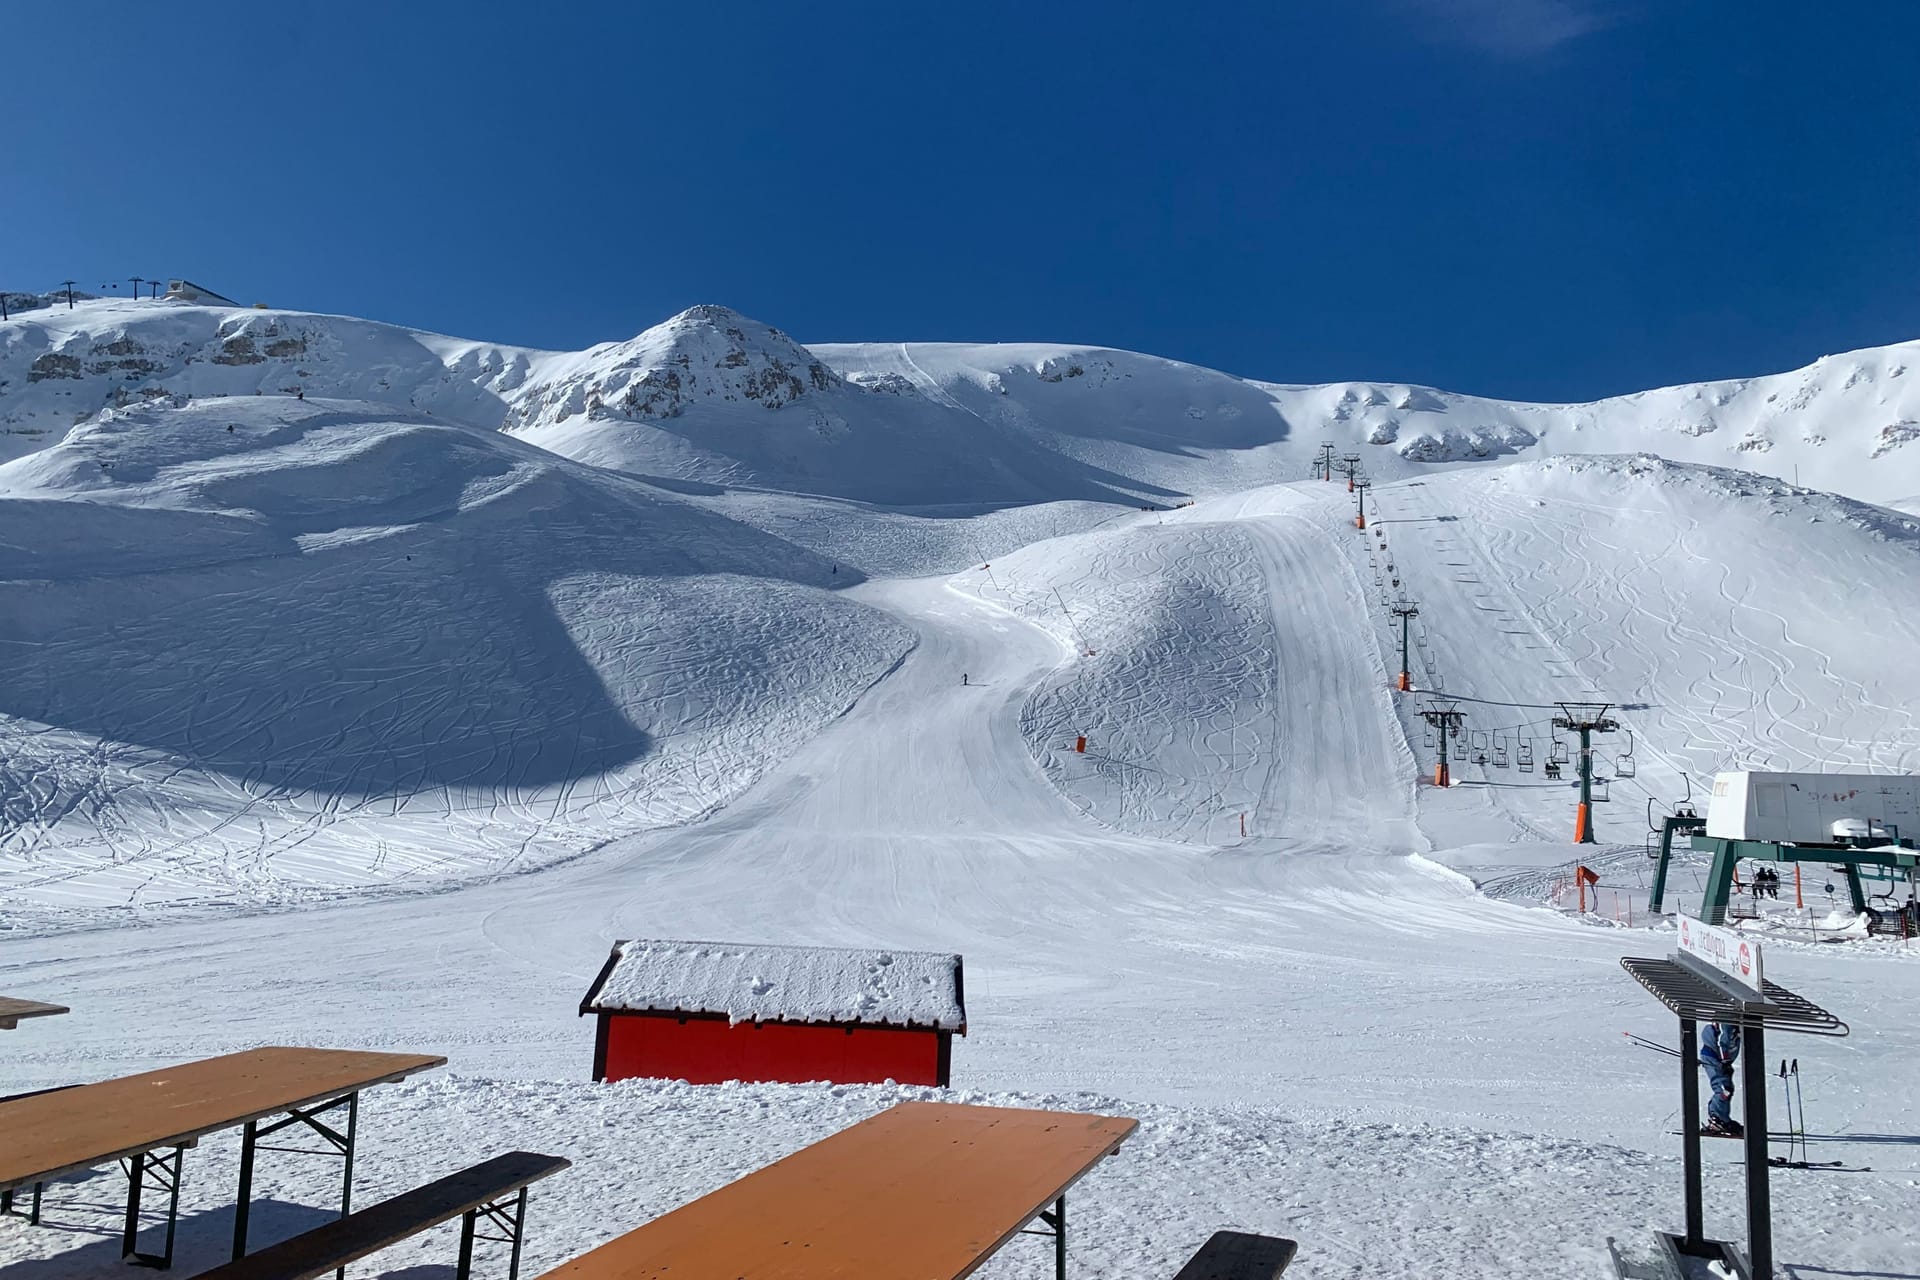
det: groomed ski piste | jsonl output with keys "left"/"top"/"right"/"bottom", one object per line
{"left": 2, "top": 296, "right": 1917, "bottom": 1277}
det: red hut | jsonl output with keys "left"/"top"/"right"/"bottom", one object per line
{"left": 580, "top": 939, "right": 967, "bottom": 1087}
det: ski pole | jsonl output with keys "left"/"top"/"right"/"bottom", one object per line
{"left": 1623, "top": 1031, "right": 1681, "bottom": 1058}
{"left": 1778, "top": 1060, "right": 1795, "bottom": 1161}
{"left": 1781, "top": 1059, "right": 1797, "bottom": 1159}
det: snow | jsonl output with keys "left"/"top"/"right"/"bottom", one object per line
{"left": 2, "top": 298, "right": 1918, "bottom": 1278}
{"left": 0, "top": 396, "right": 911, "bottom": 923}
{"left": 584, "top": 939, "right": 965, "bottom": 1030}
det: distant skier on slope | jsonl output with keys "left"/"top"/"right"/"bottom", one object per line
{"left": 1701, "top": 1022, "right": 1743, "bottom": 1136}
{"left": 962, "top": 673, "right": 969, "bottom": 686}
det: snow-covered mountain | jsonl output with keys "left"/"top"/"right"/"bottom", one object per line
{"left": 5, "top": 293, "right": 1920, "bottom": 918}
{"left": 0, "top": 395, "right": 910, "bottom": 921}
{"left": 7, "top": 296, "right": 1920, "bottom": 504}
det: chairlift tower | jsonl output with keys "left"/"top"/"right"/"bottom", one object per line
{"left": 1419, "top": 698, "right": 1466, "bottom": 787}
{"left": 1315, "top": 442, "right": 1335, "bottom": 482}
{"left": 1339, "top": 454, "right": 1360, "bottom": 492}
{"left": 1353, "top": 479, "right": 1372, "bottom": 530}
{"left": 1390, "top": 600, "right": 1419, "bottom": 691}
{"left": 1553, "top": 701, "right": 1618, "bottom": 843}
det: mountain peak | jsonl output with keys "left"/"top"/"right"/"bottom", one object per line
{"left": 511, "top": 304, "right": 842, "bottom": 425}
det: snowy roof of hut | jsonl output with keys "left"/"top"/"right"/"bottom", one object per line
{"left": 579, "top": 939, "right": 967, "bottom": 1032}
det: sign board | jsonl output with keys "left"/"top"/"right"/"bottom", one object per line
{"left": 1675, "top": 914, "right": 1764, "bottom": 995}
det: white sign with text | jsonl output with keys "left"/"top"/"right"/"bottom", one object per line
{"left": 1675, "top": 913, "right": 1764, "bottom": 994}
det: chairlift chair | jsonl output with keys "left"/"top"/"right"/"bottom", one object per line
{"left": 1549, "top": 737, "right": 1569, "bottom": 765}
{"left": 1544, "top": 760, "right": 1562, "bottom": 780}
{"left": 1615, "top": 730, "right": 1637, "bottom": 779}
{"left": 1493, "top": 740, "right": 1509, "bottom": 768}
{"left": 1592, "top": 777, "right": 1611, "bottom": 802}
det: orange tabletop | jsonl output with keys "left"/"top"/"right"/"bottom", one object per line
{"left": 540, "top": 1100, "right": 1138, "bottom": 1280}
{"left": 0, "top": 1046, "right": 445, "bottom": 1190}
{"left": 0, "top": 997, "right": 69, "bottom": 1030}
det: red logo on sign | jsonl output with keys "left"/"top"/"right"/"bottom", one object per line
{"left": 1680, "top": 919, "right": 1691, "bottom": 947}
{"left": 1737, "top": 942, "right": 1751, "bottom": 977}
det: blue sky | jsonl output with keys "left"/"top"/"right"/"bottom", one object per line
{"left": 6, "top": 1, "right": 1915, "bottom": 401}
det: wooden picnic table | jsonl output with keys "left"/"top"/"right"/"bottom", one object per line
{"left": 0, "top": 996, "right": 70, "bottom": 1030}
{"left": 0, "top": 1045, "right": 445, "bottom": 1268}
{"left": 539, "top": 1100, "right": 1138, "bottom": 1280}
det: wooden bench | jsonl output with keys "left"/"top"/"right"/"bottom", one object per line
{"left": 537, "top": 1101, "right": 1136, "bottom": 1280}
{"left": 1172, "top": 1231, "right": 1298, "bottom": 1280}
{"left": 193, "top": 1151, "right": 569, "bottom": 1280}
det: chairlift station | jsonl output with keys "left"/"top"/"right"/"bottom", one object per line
{"left": 1649, "top": 771, "right": 1920, "bottom": 925}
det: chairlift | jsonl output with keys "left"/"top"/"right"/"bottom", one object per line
{"left": 1470, "top": 731, "right": 1488, "bottom": 752}
{"left": 1616, "top": 730, "right": 1637, "bottom": 779}
{"left": 1544, "top": 760, "right": 1563, "bottom": 780}
{"left": 1423, "top": 723, "right": 1435, "bottom": 749}
{"left": 1549, "top": 737, "right": 1569, "bottom": 765}
{"left": 1592, "top": 777, "right": 1611, "bottom": 802}
{"left": 1472, "top": 749, "right": 1488, "bottom": 765}
{"left": 1422, "top": 655, "right": 1437, "bottom": 675}
{"left": 1517, "top": 737, "right": 1534, "bottom": 773}
{"left": 1493, "top": 738, "right": 1509, "bottom": 769}
{"left": 1449, "top": 719, "right": 1462, "bottom": 740}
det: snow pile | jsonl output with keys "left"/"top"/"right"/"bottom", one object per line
{"left": 586, "top": 939, "right": 966, "bottom": 1030}
{"left": 0, "top": 396, "right": 912, "bottom": 923}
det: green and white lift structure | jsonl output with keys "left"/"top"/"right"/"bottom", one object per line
{"left": 1649, "top": 770, "right": 1920, "bottom": 925}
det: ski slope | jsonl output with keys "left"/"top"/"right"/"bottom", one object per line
{"left": 3, "top": 529, "right": 1916, "bottom": 1278}
{"left": 3, "top": 296, "right": 1920, "bottom": 1278}
{"left": 0, "top": 396, "right": 911, "bottom": 924}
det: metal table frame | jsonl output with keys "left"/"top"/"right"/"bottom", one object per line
{"left": 1618, "top": 954, "right": 1846, "bottom": 1280}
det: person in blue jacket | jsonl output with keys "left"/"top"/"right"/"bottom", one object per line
{"left": 1701, "top": 1021, "right": 1743, "bottom": 1136}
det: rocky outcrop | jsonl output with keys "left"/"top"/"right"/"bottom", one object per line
{"left": 509, "top": 305, "right": 847, "bottom": 428}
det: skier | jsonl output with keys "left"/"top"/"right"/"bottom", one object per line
{"left": 1701, "top": 1021, "right": 1744, "bottom": 1136}
{"left": 961, "top": 673, "right": 969, "bottom": 686}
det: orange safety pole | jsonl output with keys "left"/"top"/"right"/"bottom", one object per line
{"left": 1578, "top": 876, "right": 1586, "bottom": 914}
{"left": 1573, "top": 802, "right": 1591, "bottom": 844}
{"left": 1794, "top": 862, "right": 1803, "bottom": 909}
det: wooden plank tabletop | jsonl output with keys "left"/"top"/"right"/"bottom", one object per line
{"left": 0, "top": 1046, "right": 445, "bottom": 1191}
{"left": 539, "top": 1100, "right": 1138, "bottom": 1280}
{"left": 0, "top": 997, "right": 70, "bottom": 1030}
